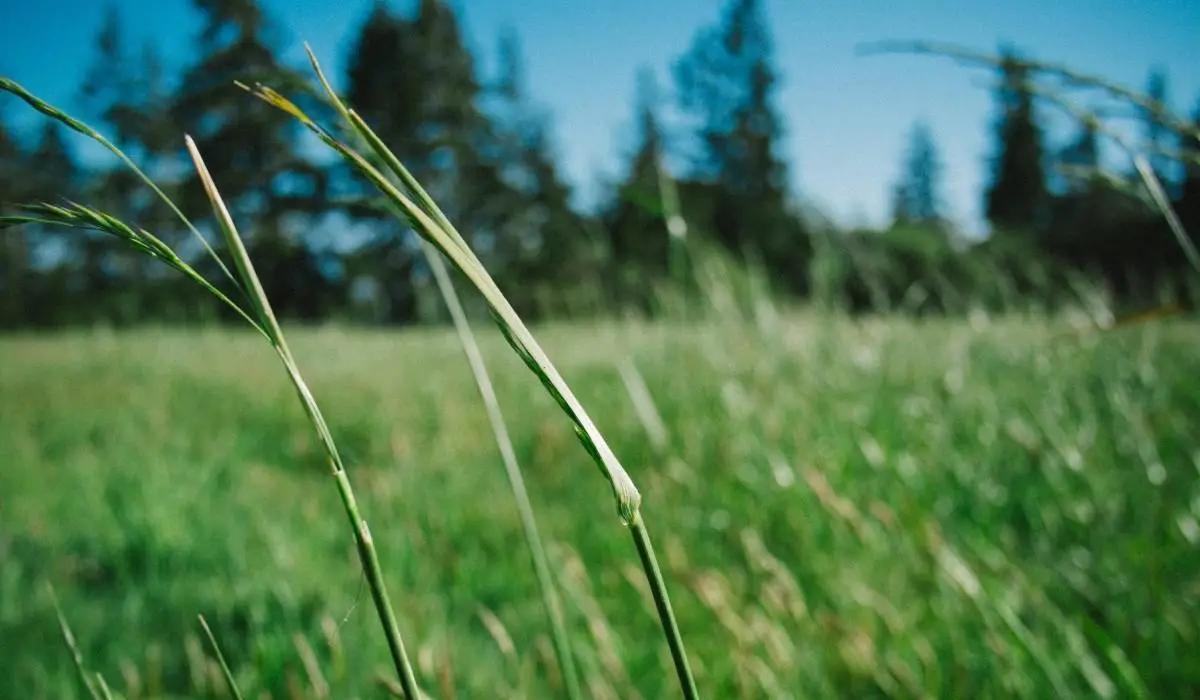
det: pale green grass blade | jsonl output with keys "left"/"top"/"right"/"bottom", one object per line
{"left": 183, "top": 135, "right": 424, "bottom": 700}
{"left": 1133, "top": 153, "right": 1200, "bottom": 275}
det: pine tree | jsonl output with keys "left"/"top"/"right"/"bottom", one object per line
{"left": 486, "top": 29, "right": 593, "bottom": 317}
{"left": 342, "top": 0, "right": 499, "bottom": 323}
{"left": 673, "top": 0, "right": 809, "bottom": 293}
{"left": 28, "top": 122, "right": 79, "bottom": 203}
{"left": 77, "top": 5, "right": 182, "bottom": 323}
{"left": 172, "top": 0, "right": 318, "bottom": 221}
{"left": 891, "top": 120, "right": 943, "bottom": 228}
{"left": 1059, "top": 116, "right": 1100, "bottom": 192}
{"left": 0, "top": 109, "right": 31, "bottom": 327}
{"left": 1047, "top": 117, "right": 1102, "bottom": 262}
{"left": 602, "top": 67, "right": 673, "bottom": 310}
{"left": 984, "top": 47, "right": 1049, "bottom": 237}
{"left": 0, "top": 107, "right": 23, "bottom": 206}
{"left": 1176, "top": 98, "right": 1200, "bottom": 237}
{"left": 172, "top": 0, "right": 336, "bottom": 320}
{"left": 345, "top": 1, "right": 422, "bottom": 156}
{"left": 341, "top": 1, "right": 425, "bottom": 323}
{"left": 1142, "top": 67, "right": 1171, "bottom": 187}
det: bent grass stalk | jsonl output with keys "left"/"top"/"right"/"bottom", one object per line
{"left": 0, "top": 77, "right": 249, "bottom": 301}
{"left": 293, "top": 78, "right": 585, "bottom": 696}
{"left": 300, "top": 86, "right": 585, "bottom": 696}
{"left": 0, "top": 81, "right": 425, "bottom": 699}
{"left": 240, "top": 45, "right": 698, "bottom": 698}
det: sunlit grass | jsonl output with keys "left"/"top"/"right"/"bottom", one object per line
{"left": 2, "top": 313, "right": 1198, "bottom": 698}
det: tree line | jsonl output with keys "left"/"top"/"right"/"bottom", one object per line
{"left": 2, "top": 0, "right": 1198, "bottom": 330}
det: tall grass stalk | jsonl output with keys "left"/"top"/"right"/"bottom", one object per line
{"left": 421, "top": 239, "right": 584, "bottom": 699}
{"left": 183, "top": 135, "right": 423, "bottom": 699}
{"left": 0, "top": 81, "right": 426, "bottom": 699}
{"left": 240, "top": 45, "right": 698, "bottom": 697}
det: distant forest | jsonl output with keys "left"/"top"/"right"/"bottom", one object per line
{"left": 2, "top": 0, "right": 1198, "bottom": 329}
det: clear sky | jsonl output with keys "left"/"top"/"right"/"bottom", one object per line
{"left": 1, "top": 0, "right": 1198, "bottom": 236}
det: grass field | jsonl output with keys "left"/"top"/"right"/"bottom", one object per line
{"left": 2, "top": 312, "right": 1198, "bottom": 699}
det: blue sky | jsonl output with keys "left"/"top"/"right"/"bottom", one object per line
{"left": 1, "top": 0, "right": 1198, "bottom": 236}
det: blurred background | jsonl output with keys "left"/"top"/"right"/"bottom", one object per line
{"left": 0, "top": 0, "right": 1196, "bottom": 323}
{"left": 2, "top": 1, "right": 1199, "bottom": 698}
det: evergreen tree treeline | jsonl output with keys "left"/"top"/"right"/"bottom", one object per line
{"left": 1, "top": 0, "right": 1198, "bottom": 329}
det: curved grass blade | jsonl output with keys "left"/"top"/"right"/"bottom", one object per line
{"left": 0, "top": 78, "right": 247, "bottom": 301}
{"left": 0, "top": 201, "right": 263, "bottom": 335}
{"left": 855, "top": 40, "right": 1200, "bottom": 143}
{"left": 184, "top": 136, "right": 424, "bottom": 700}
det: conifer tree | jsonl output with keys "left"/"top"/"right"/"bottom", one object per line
{"left": 891, "top": 120, "right": 944, "bottom": 228}
{"left": 674, "top": 0, "right": 810, "bottom": 293}
{"left": 984, "top": 47, "right": 1049, "bottom": 236}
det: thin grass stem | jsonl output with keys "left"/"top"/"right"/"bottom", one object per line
{"left": 422, "top": 240, "right": 584, "bottom": 699}
{"left": 47, "top": 585, "right": 103, "bottom": 700}
{"left": 1132, "top": 153, "right": 1200, "bottom": 275}
{"left": 629, "top": 515, "right": 699, "bottom": 699}
{"left": 290, "top": 65, "right": 583, "bottom": 695}
{"left": 198, "top": 615, "right": 246, "bottom": 700}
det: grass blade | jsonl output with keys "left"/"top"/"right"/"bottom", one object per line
{"left": 50, "top": 585, "right": 118, "bottom": 700}
{"left": 0, "top": 78, "right": 248, "bottom": 301}
{"left": 198, "top": 615, "right": 246, "bottom": 700}
{"left": 0, "top": 201, "right": 264, "bottom": 334}
{"left": 1132, "top": 153, "right": 1200, "bottom": 275}
{"left": 47, "top": 585, "right": 103, "bottom": 700}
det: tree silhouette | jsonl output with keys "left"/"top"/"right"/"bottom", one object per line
{"left": 674, "top": 0, "right": 810, "bottom": 294}
{"left": 891, "top": 120, "right": 944, "bottom": 228}
{"left": 984, "top": 47, "right": 1049, "bottom": 237}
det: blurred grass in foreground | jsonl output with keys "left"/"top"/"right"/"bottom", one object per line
{"left": 2, "top": 312, "right": 1198, "bottom": 698}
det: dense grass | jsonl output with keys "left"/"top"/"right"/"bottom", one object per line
{"left": 2, "top": 311, "right": 1198, "bottom": 698}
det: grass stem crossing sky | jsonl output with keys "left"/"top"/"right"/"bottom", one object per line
{"left": 1, "top": 0, "right": 1197, "bottom": 236}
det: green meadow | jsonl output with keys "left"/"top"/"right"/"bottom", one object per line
{"left": 2, "top": 313, "right": 1197, "bottom": 698}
